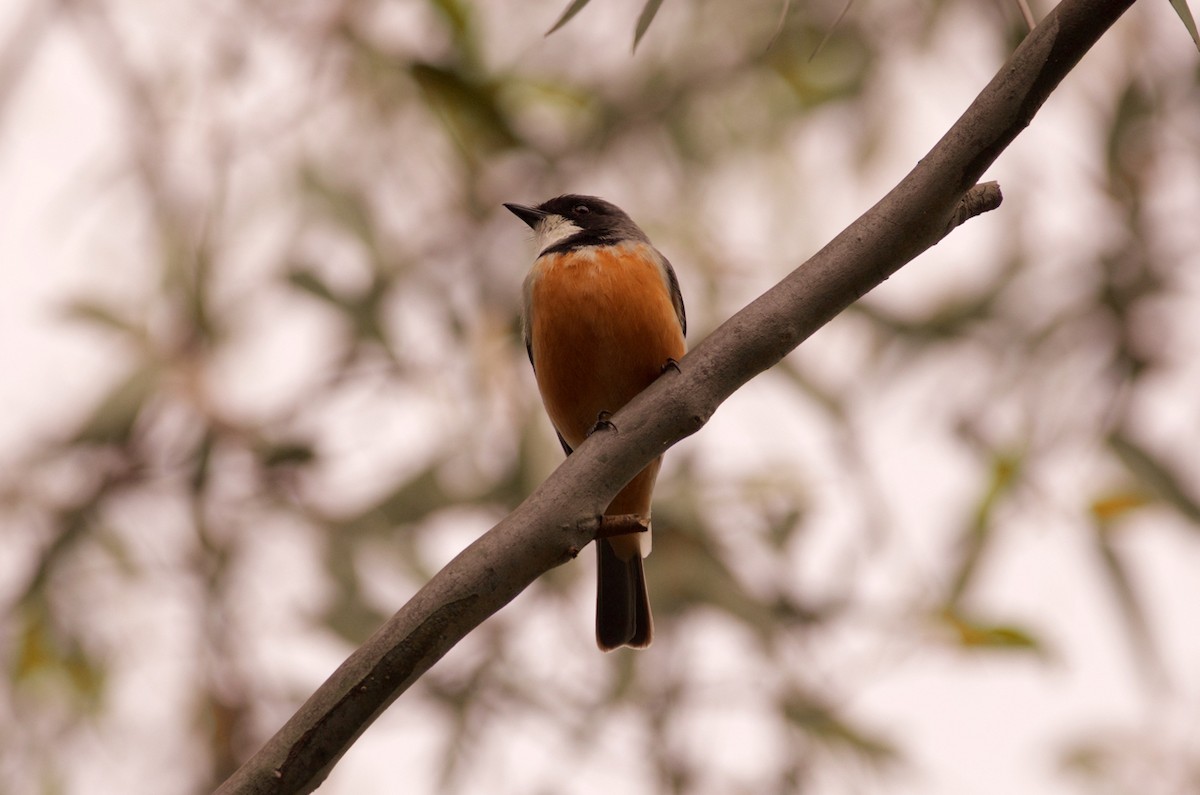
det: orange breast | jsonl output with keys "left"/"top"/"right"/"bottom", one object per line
{"left": 527, "top": 242, "right": 686, "bottom": 451}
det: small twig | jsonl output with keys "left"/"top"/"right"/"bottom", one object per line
{"left": 945, "top": 182, "right": 1003, "bottom": 235}
{"left": 595, "top": 514, "right": 650, "bottom": 540}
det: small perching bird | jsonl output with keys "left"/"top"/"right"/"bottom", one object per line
{"left": 505, "top": 194, "right": 686, "bottom": 650}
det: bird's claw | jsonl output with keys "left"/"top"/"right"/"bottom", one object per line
{"left": 588, "top": 410, "right": 617, "bottom": 436}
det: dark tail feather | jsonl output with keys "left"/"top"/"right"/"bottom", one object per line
{"left": 595, "top": 539, "right": 653, "bottom": 651}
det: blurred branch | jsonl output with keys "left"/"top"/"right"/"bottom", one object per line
{"left": 215, "top": 1, "right": 1136, "bottom": 792}
{"left": 0, "top": 1, "right": 55, "bottom": 129}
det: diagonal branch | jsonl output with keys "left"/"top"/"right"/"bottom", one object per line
{"left": 215, "top": 1, "right": 1137, "bottom": 792}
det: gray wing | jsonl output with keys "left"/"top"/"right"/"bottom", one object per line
{"left": 661, "top": 253, "right": 687, "bottom": 336}
{"left": 523, "top": 300, "right": 574, "bottom": 457}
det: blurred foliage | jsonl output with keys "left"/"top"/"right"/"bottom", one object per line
{"left": 1, "top": 1, "right": 1198, "bottom": 794}
{"left": 545, "top": 0, "right": 666, "bottom": 50}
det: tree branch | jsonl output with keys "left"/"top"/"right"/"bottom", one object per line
{"left": 215, "top": 1, "right": 1137, "bottom": 792}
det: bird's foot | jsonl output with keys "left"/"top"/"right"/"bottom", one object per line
{"left": 596, "top": 513, "right": 650, "bottom": 540}
{"left": 587, "top": 410, "right": 617, "bottom": 437}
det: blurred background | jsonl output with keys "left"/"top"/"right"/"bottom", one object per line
{"left": 2, "top": 1, "right": 1199, "bottom": 793}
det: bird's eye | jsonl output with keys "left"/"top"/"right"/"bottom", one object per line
{"left": 573, "top": 205, "right": 590, "bottom": 216}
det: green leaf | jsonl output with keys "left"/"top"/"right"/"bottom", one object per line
{"left": 545, "top": 0, "right": 592, "bottom": 35}
{"left": 1089, "top": 489, "right": 1149, "bottom": 522}
{"left": 1168, "top": 0, "right": 1200, "bottom": 51}
{"left": 545, "top": 0, "right": 663, "bottom": 51}
{"left": 633, "top": 0, "right": 665, "bottom": 51}
{"left": 940, "top": 609, "right": 1043, "bottom": 653}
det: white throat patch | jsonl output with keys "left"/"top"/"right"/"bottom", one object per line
{"left": 533, "top": 214, "right": 582, "bottom": 253}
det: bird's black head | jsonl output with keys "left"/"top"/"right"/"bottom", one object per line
{"left": 504, "top": 194, "right": 648, "bottom": 255}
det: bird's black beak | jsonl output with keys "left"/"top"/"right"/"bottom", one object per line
{"left": 504, "top": 203, "right": 548, "bottom": 229}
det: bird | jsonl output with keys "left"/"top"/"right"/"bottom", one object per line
{"left": 505, "top": 194, "right": 686, "bottom": 651}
